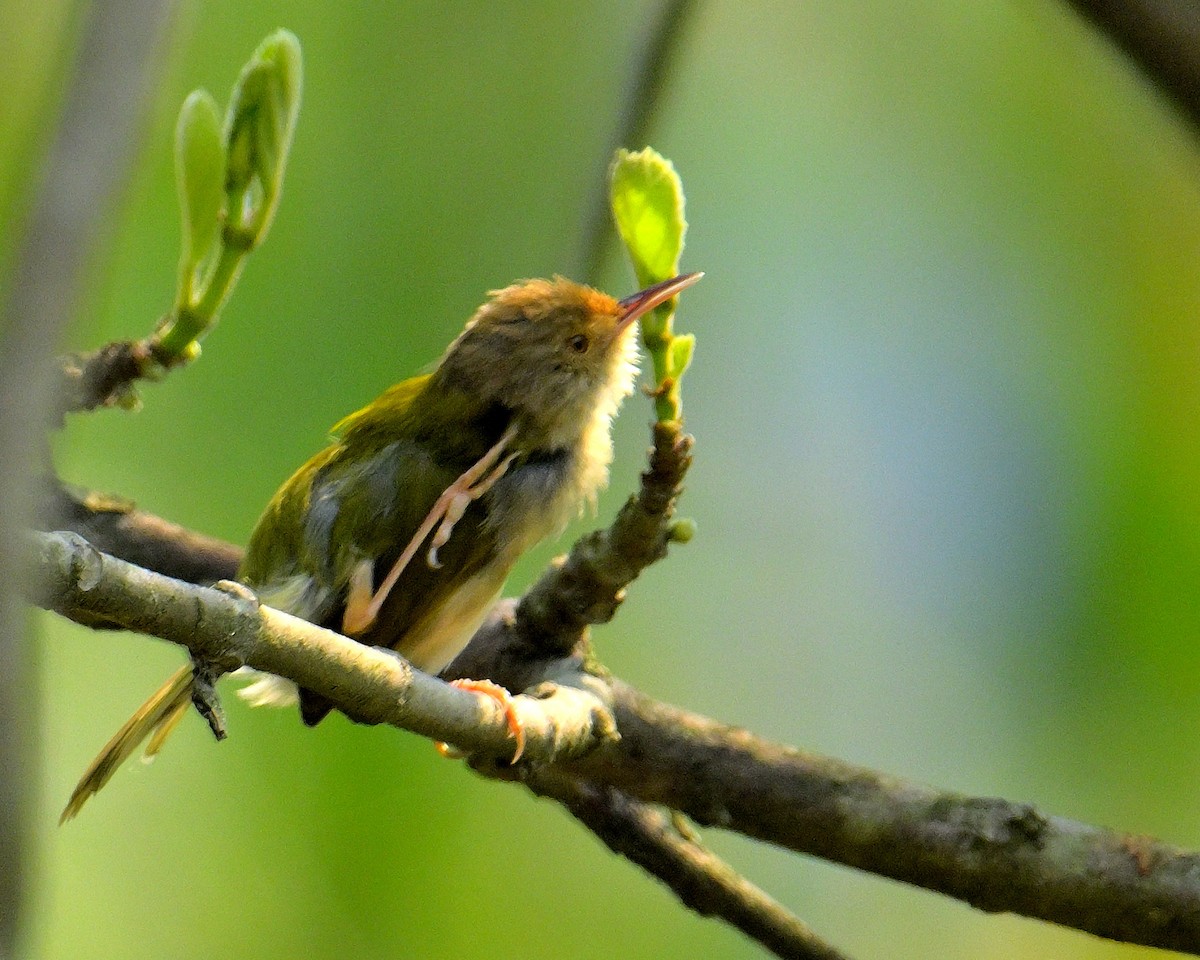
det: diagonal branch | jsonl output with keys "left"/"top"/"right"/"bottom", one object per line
{"left": 35, "top": 476, "right": 241, "bottom": 585}
{"left": 571, "top": 682, "right": 1200, "bottom": 954}
{"left": 527, "top": 772, "right": 852, "bottom": 960}
{"left": 514, "top": 420, "right": 693, "bottom": 656}
{"left": 31, "top": 534, "right": 839, "bottom": 960}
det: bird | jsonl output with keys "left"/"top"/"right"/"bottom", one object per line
{"left": 61, "top": 271, "right": 702, "bottom": 822}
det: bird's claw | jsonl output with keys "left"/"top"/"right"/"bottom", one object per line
{"left": 438, "top": 678, "right": 525, "bottom": 764}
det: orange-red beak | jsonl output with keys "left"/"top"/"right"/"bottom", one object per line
{"left": 615, "top": 272, "right": 703, "bottom": 336}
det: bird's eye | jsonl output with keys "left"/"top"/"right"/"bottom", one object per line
{"left": 568, "top": 334, "right": 589, "bottom": 353}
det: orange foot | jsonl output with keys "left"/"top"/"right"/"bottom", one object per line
{"left": 437, "top": 678, "right": 525, "bottom": 763}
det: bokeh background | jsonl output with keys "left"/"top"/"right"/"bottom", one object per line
{"left": 6, "top": 1, "right": 1200, "bottom": 958}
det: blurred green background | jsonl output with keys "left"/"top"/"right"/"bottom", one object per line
{"left": 6, "top": 1, "right": 1200, "bottom": 957}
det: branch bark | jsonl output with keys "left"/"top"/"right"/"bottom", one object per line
{"left": 571, "top": 685, "right": 1200, "bottom": 953}
{"left": 527, "top": 773, "right": 850, "bottom": 960}
{"left": 27, "top": 530, "right": 616, "bottom": 765}
{"left": 31, "top": 533, "right": 838, "bottom": 959}
{"left": 25, "top": 525, "right": 1200, "bottom": 955}
{"left": 35, "top": 476, "right": 241, "bottom": 585}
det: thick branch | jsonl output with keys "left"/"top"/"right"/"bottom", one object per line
{"left": 27, "top": 530, "right": 616, "bottom": 764}
{"left": 33, "top": 527, "right": 824, "bottom": 960}
{"left": 566, "top": 683, "right": 1200, "bottom": 954}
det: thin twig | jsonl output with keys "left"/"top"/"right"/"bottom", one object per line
{"left": 515, "top": 420, "right": 692, "bottom": 655}
{"left": 577, "top": 0, "right": 701, "bottom": 282}
{"left": 527, "top": 773, "right": 852, "bottom": 960}
{"left": 54, "top": 339, "right": 158, "bottom": 418}
{"left": 35, "top": 476, "right": 242, "bottom": 585}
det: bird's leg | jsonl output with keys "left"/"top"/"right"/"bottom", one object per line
{"left": 427, "top": 447, "right": 518, "bottom": 568}
{"left": 436, "top": 678, "right": 525, "bottom": 763}
{"left": 341, "top": 425, "right": 519, "bottom": 636}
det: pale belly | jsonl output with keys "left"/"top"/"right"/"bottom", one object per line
{"left": 398, "top": 563, "right": 508, "bottom": 674}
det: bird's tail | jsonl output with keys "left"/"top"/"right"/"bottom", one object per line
{"left": 60, "top": 664, "right": 194, "bottom": 824}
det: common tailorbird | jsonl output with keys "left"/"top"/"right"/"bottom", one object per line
{"left": 62, "top": 271, "right": 702, "bottom": 821}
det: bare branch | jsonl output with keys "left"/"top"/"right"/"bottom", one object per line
{"left": 27, "top": 530, "right": 617, "bottom": 766}
{"left": 515, "top": 420, "right": 692, "bottom": 656}
{"left": 53, "top": 339, "right": 160, "bottom": 418}
{"left": 34, "top": 476, "right": 241, "bottom": 585}
{"left": 527, "top": 772, "right": 852, "bottom": 960}
{"left": 31, "top": 525, "right": 829, "bottom": 955}
{"left": 567, "top": 682, "right": 1200, "bottom": 954}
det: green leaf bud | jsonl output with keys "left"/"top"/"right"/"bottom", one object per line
{"left": 610, "top": 147, "right": 687, "bottom": 342}
{"left": 667, "top": 333, "right": 695, "bottom": 382}
{"left": 668, "top": 518, "right": 696, "bottom": 543}
{"left": 223, "top": 29, "right": 303, "bottom": 242}
{"left": 174, "top": 89, "right": 225, "bottom": 306}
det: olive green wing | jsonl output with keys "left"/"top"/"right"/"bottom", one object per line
{"left": 239, "top": 410, "right": 510, "bottom": 725}
{"left": 239, "top": 444, "right": 344, "bottom": 624}
{"left": 241, "top": 436, "right": 499, "bottom": 628}
{"left": 302, "top": 435, "right": 503, "bottom": 650}
{"left": 296, "top": 434, "right": 506, "bottom": 725}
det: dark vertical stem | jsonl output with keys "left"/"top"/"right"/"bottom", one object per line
{"left": 0, "top": 1, "right": 181, "bottom": 953}
{"left": 577, "top": 0, "right": 701, "bottom": 283}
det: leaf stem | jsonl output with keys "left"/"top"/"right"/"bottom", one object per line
{"left": 152, "top": 241, "right": 247, "bottom": 361}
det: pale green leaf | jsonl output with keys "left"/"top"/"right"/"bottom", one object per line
{"left": 224, "top": 29, "right": 303, "bottom": 240}
{"left": 610, "top": 147, "right": 686, "bottom": 289}
{"left": 174, "top": 89, "right": 224, "bottom": 301}
{"left": 667, "top": 333, "right": 695, "bottom": 381}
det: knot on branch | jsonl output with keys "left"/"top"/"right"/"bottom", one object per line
{"left": 55, "top": 339, "right": 157, "bottom": 418}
